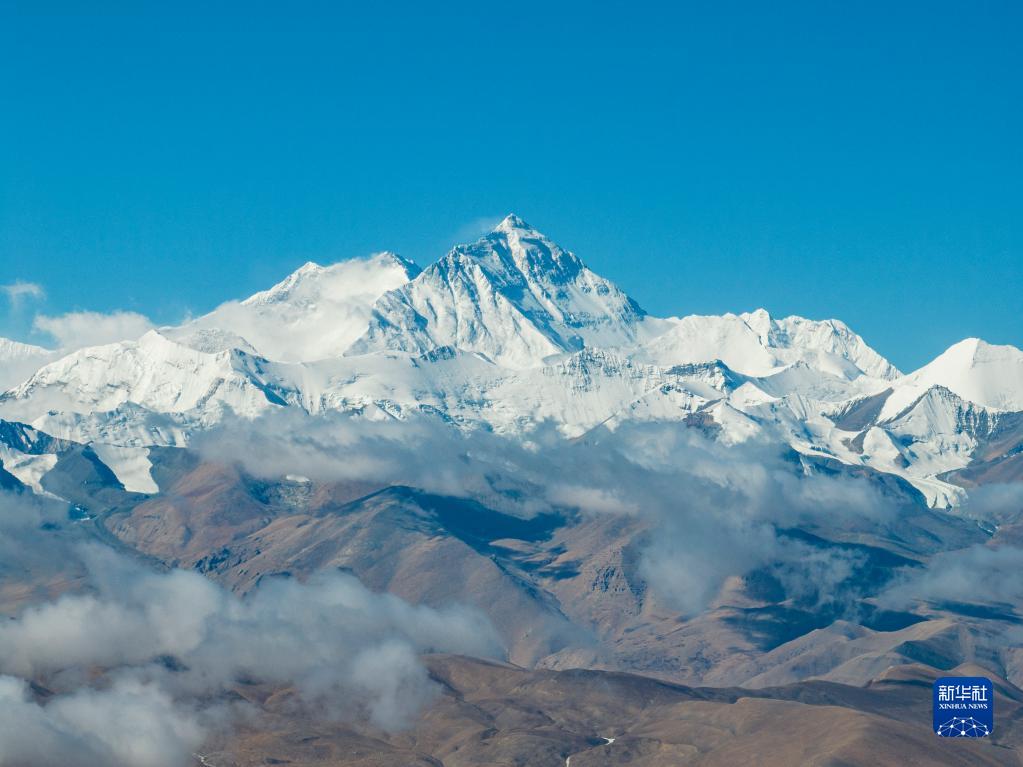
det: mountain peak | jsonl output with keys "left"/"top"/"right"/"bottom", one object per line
{"left": 943, "top": 337, "right": 985, "bottom": 360}
{"left": 899, "top": 337, "right": 1023, "bottom": 411}
{"left": 494, "top": 213, "right": 531, "bottom": 233}
{"left": 242, "top": 252, "right": 419, "bottom": 309}
{"left": 931, "top": 337, "right": 1019, "bottom": 369}
{"left": 374, "top": 250, "right": 422, "bottom": 276}
{"left": 729, "top": 310, "right": 900, "bottom": 381}
{"left": 351, "top": 217, "right": 648, "bottom": 367}
{"left": 445, "top": 214, "right": 585, "bottom": 286}
{"left": 741, "top": 308, "right": 773, "bottom": 335}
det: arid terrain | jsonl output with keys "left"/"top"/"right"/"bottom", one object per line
{"left": 3, "top": 439, "right": 1019, "bottom": 765}
{"left": 196, "top": 656, "right": 1023, "bottom": 766}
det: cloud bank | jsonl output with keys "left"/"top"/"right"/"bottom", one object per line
{"left": 0, "top": 406, "right": 985, "bottom": 763}
{"left": 0, "top": 493, "right": 500, "bottom": 766}
{"left": 193, "top": 410, "right": 905, "bottom": 616}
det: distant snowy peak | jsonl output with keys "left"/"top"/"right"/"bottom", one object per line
{"left": 881, "top": 384, "right": 997, "bottom": 439}
{"left": 740, "top": 309, "right": 902, "bottom": 382}
{"left": 636, "top": 314, "right": 777, "bottom": 376}
{"left": 350, "top": 215, "right": 650, "bottom": 368}
{"left": 636, "top": 310, "right": 898, "bottom": 391}
{"left": 0, "top": 337, "right": 56, "bottom": 390}
{"left": 871, "top": 338, "right": 1023, "bottom": 425}
{"left": 893, "top": 338, "right": 1023, "bottom": 413}
{"left": 468, "top": 215, "right": 648, "bottom": 343}
{"left": 165, "top": 252, "right": 421, "bottom": 362}
{"left": 0, "top": 337, "right": 50, "bottom": 361}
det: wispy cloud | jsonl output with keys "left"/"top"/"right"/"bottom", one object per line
{"left": 1, "top": 281, "right": 44, "bottom": 307}
{"left": 879, "top": 543, "right": 1023, "bottom": 609}
{"left": 449, "top": 215, "right": 505, "bottom": 244}
{"left": 33, "top": 310, "right": 154, "bottom": 350}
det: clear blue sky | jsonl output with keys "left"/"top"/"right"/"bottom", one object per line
{"left": 2, "top": 1, "right": 1020, "bottom": 370}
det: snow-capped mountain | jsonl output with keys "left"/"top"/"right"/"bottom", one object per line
{"left": 0, "top": 215, "right": 1020, "bottom": 509}
{"left": 350, "top": 215, "right": 655, "bottom": 368}
{"left": 879, "top": 338, "right": 1023, "bottom": 417}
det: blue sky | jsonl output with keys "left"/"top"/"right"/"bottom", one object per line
{"left": 1, "top": 1, "right": 1020, "bottom": 370}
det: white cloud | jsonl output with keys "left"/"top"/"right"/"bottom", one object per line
{"left": 1, "top": 281, "right": 44, "bottom": 306}
{"left": 0, "top": 676, "right": 204, "bottom": 767}
{"left": 33, "top": 310, "right": 153, "bottom": 350}
{"left": 0, "top": 525, "right": 501, "bottom": 763}
{"left": 879, "top": 544, "right": 1023, "bottom": 609}
{"left": 450, "top": 215, "right": 505, "bottom": 244}
{"left": 193, "top": 411, "right": 904, "bottom": 616}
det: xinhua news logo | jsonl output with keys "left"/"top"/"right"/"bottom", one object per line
{"left": 933, "top": 676, "right": 993, "bottom": 737}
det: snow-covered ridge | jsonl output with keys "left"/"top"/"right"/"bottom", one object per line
{"left": 164, "top": 251, "right": 421, "bottom": 362}
{"left": 635, "top": 310, "right": 897, "bottom": 388}
{"left": 0, "top": 214, "right": 1020, "bottom": 508}
{"left": 1, "top": 330, "right": 297, "bottom": 421}
{"left": 741, "top": 309, "right": 902, "bottom": 382}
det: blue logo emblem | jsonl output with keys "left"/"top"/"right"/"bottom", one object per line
{"left": 933, "top": 676, "right": 993, "bottom": 737}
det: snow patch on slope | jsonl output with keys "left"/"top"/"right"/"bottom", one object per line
{"left": 0, "top": 445, "right": 57, "bottom": 493}
{"left": 90, "top": 443, "right": 159, "bottom": 494}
